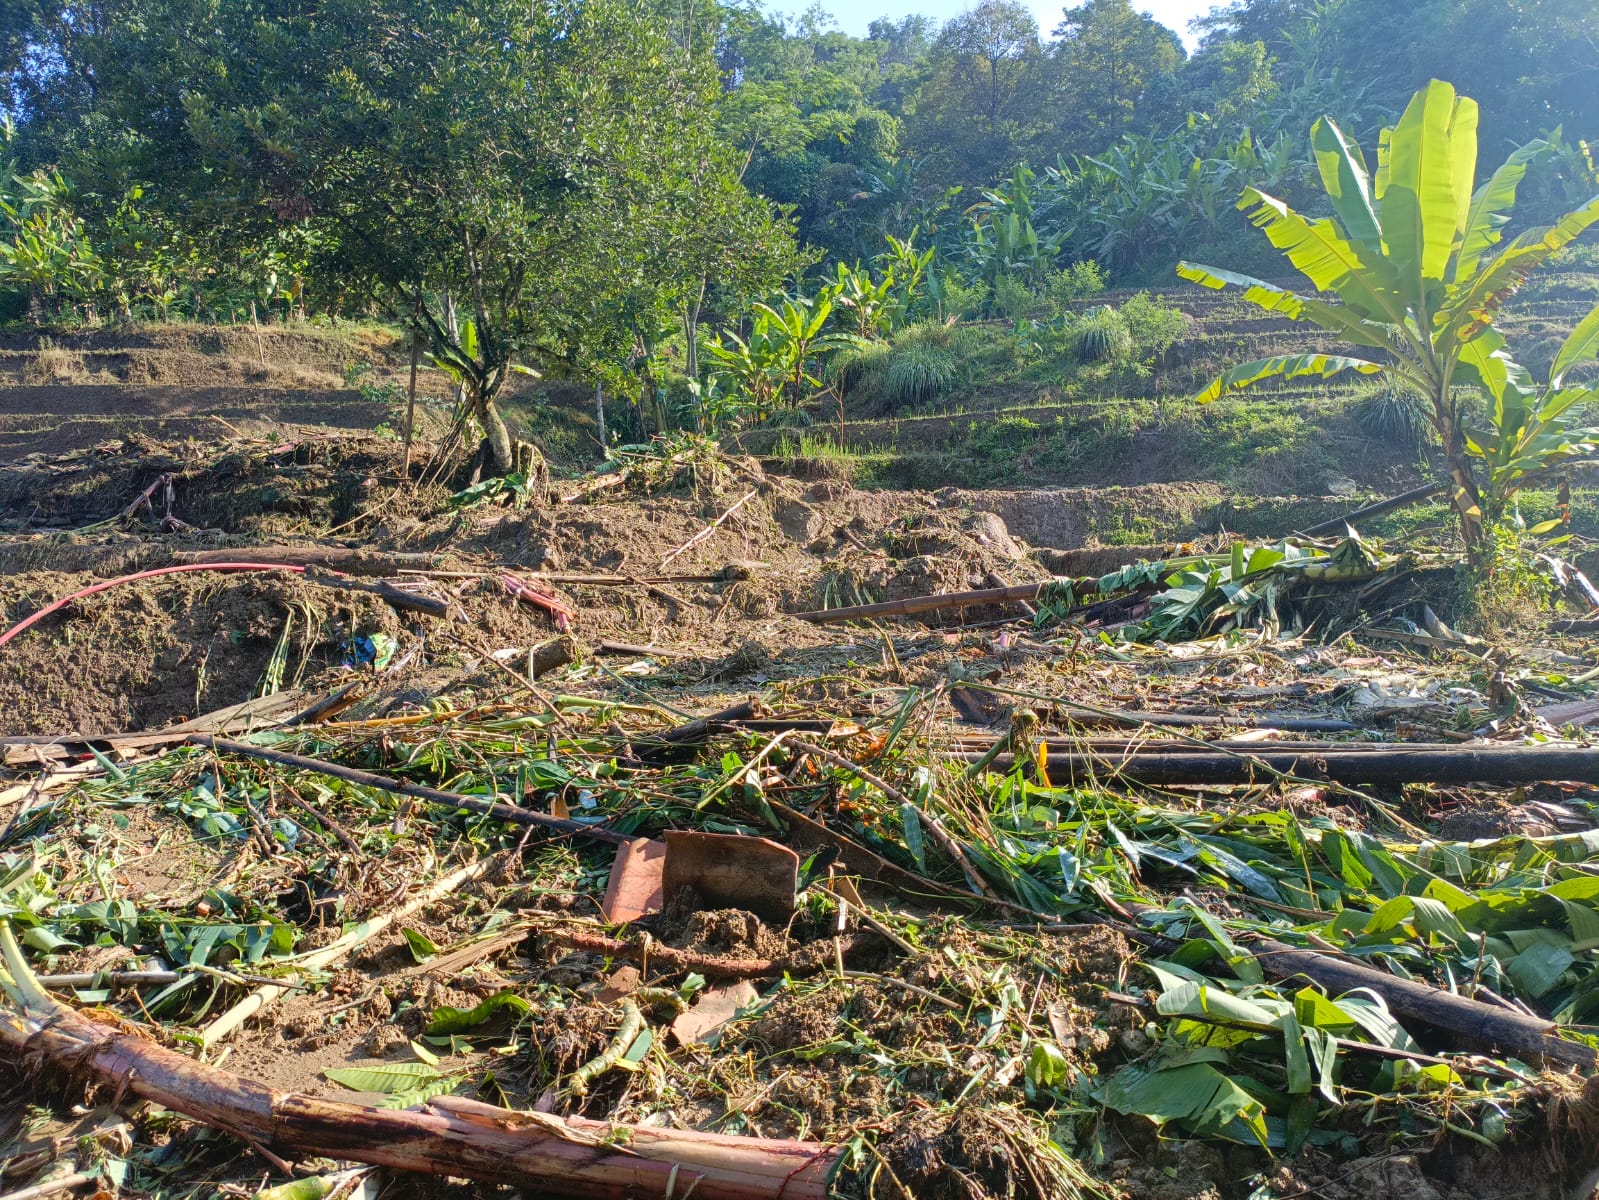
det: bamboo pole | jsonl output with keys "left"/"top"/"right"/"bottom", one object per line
{"left": 959, "top": 744, "right": 1599, "bottom": 786}
{"left": 1297, "top": 481, "right": 1447, "bottom": 537}
{"left": 1247, "top": 935, "right": 1594, "bottom": 1069}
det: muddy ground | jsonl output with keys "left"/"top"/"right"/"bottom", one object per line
{"left": 4, "top": 331, "right": 1599, "bottom": 1200}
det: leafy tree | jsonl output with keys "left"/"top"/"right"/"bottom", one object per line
{"left": 44, "top": 0, "right": 793, "bottom": 474}
{"left": 906, "top": 1, "right": 1049, "bottom": 189}
{"left": 1052, "top": 0, "right": 1187, "bottom": 148}
{"left": 1180, "top": 80, "right": 1599, "bottom": 557}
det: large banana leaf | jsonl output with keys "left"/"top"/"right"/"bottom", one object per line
{"left": 1440, "top": 195, "right": 1599, "bottom": 344}
{"left": 1174, "top": 261, "right": 1305, "bottom": 317}
{"left": 1179, "top": 261, "right": 1402, "bottom": 352}
{"left": 1238, "top": 189, "right": 1405, "bottom": 323}
{"left": 1309, "top": 116, "right": 1382, "bottom": 251}
{"left": 1454, "top": 137, "right": 1550, "bottom": 282}
{"left": 1377, "top": 81, "right": 1477, "bottom": 301}
{"left": 1192, "top": 351, "right": 1383, "bottom": 404}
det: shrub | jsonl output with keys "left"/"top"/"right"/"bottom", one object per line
{"left": 1044, "top": 261, "right": 1106, "bottom": 306}
{"left": 1069, "top": 307, "right": 1132, "bottom": 363}
{"left": 1119, "top": 292, "right": 1187, "bottom": 361}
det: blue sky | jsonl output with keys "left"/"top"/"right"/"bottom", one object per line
{"left": 820, "top": 0, "right": 1213, "bottom": 49}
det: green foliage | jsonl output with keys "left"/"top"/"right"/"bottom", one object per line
{"left": 883, "top": 342, "right": 957, "bottom": 406}
{"left": 0, "top": 124, "right": 103, "bottom": 317}
{"left": 1117, "top": 292, "right": 1187, "bottom": 361}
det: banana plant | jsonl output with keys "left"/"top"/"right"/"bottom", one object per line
{"left": 755, "top": 294, "right": 869, "bottom": 409}
{"left": 877, "top": 230, "right": 934, "bottom": 322}
{"left": 703, "top": 308, "right": 793, "bottom": 421}
{"left": 1178, "top": 80, "right": 1599, "bottom": 557}
{"left": 826, "top": 261, "right": 899, "bottom": 340}
{"left": 0, "top": 165, "right": 104, "bottom": 317}
{"left": 1467, "top": 309, "right": 1599, "bottom": 533}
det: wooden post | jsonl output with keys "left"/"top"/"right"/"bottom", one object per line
{"left": 403, "top": 296, "right": 421, "bottom": 482}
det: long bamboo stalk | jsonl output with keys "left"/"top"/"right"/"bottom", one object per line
{"left": 959, "top": 744, "right": 1599, "bottom": 786}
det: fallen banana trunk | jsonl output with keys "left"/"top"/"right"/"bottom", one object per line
{"left": 1246, "top": 935, "right": 1596, "bottom": 1070}
{"left": 962, "top": 744, "right": 1599, "bottom": 786}
{"left": 791, "top": 578, "right": 1093, "bottom": 624}
{"left": 0, "top": 929, "right": 836, "bottom": 1200}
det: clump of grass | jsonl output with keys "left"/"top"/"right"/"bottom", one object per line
{"left": 829, "top": 340, "right": 892, "bottom": 397}
{"left": 893, "top": 319, "right": 956, "bottom": 352}
{"left": 1068, "top": 307, "right": 1132, "bottom": 364}
{"left": 883, "top": 343, "right": 957, "bottom": 407}
{"left": 1353, "top": 384, "right": 1433, "bottom": 451}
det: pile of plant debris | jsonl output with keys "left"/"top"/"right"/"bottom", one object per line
{"left": 7, "top": 529, "right": 1599, "bottom": 1200}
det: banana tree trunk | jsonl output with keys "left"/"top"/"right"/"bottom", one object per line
{"left": 1438, "top": 386, "right": 1486, "bottom": 556}
{"left": 474, "top": 380, "right": 515, "bottom": 476}
{"left": 0, "top": 989, "right": 836, "bottom": 1200}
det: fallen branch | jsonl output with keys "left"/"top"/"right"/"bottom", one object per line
{"left": 1296, "top": 480, "right": 1446, "bottom": 538}
{"left": 959, "top": 744, "right": 1599, "bottom": 786}
{"left": 189, "top": 736, "right": 630, "bottom": 846}
{"left": 0, "top": 929, "right": 836, "bottom": 1200}
{"left": 304, "top": 571, "right": 450, "bottom": 618}
{"left": 660, "top": 488, "right": 757, "bottom": 567}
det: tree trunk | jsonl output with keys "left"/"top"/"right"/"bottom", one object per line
{"left": 475, "top": 381, "right": 515, "bottom": 476}
{"left": 1439, "top": 386, "right": 1486, "bottom": 555}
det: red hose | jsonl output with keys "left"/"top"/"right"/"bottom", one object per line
{"left": 0, "top": 562, "right": 308, "bottom": 649}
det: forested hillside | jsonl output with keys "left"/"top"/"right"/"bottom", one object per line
{"left": 4, "top": 0, "right": 1596, "bottom": 474}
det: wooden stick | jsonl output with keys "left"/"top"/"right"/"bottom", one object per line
{"left": 200, "top": 860, "right": 489, "bottom": 1048}
{"left": 303, "top": 571, "right": 450, "bottom": 618}
{"left": 188, "top": 736, "right": 630, "bottom": 846}
{"left": 661, "top": 489, "right": 757, "bottom": 567}
{"left": 403, "top": 301, "right": 420, "bottom": 480}
{"left": 0, "top": 962, "right": 837, "bottom": 1200}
